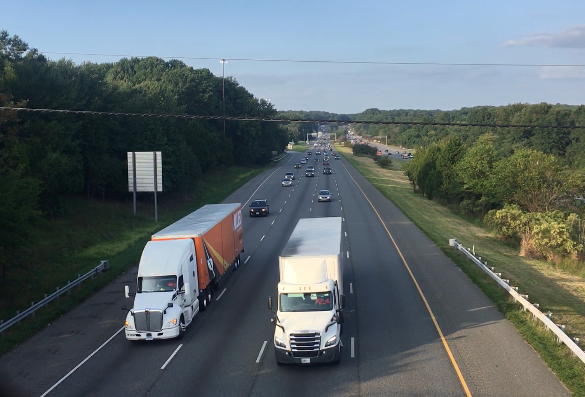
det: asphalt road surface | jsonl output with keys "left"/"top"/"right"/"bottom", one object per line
{"left": 0, "top": 150, "right": 571, "bottom": 397}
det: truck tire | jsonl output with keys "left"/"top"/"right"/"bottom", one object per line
{"left": 199, "top": 292, "right": 208, "bottom": 312}
{"left": 331, "top": 343, "right": 341, "bottom": 365}
{"left": 177, "top": 316, "right": 185, "bottom": 340}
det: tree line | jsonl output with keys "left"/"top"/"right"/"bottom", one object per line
{"left": 0, "top": 30, "right": 288, "bottom": 273}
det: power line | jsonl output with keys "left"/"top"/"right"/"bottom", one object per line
{"left": 7, "top": 50, "right": 585, "bottom": 68}
{"left": 1, "top": 106, "right": 583, "bottom": 129}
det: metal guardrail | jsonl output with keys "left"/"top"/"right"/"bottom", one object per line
{"left": 0, "top": 260, "right": 109, "bottom": 335}
{"left": 450, "top": 238, "right": 585, "bottom": 364}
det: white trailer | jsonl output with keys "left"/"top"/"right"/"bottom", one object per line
{"left": 268, "top": 217, "right": 345, "bottom": 365}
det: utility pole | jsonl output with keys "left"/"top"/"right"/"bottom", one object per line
{"left": 220, "top": 59, "right": 226, "bottom": 136}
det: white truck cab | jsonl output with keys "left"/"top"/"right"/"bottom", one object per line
{"left": 123, "top": 239, "right": 200, "bottom": 340}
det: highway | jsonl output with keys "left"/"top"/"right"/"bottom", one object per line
{"left": 0, "top": 148, "right": 571, "bottom": 397}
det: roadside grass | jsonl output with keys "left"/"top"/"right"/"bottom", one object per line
{"left": 291, "top": 143, "right": 310, "bottom": 153}
{"left": 336, "top": 144, "right": 585, "bottom": 396}
{"left": 0, "top": 165, "right": 266, "bottom": 356}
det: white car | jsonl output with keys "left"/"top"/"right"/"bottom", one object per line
{"left": 318, "top": 190, "right": 332, "bottom": 202}
{"left": 282, "top": 178, "right": 293, "bottom": 187}
{"left": 300, "top": 159, "right": 307, "bottom": 164}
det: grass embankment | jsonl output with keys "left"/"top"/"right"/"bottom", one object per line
{"left": 336, "top": 144, "right": 585, "bottom": 397}
{"left": 0, "top": 165, "right": 268, "bottom": 356}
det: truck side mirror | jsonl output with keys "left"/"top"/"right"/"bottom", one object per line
{"left": 268, "top": 296, "right": 273, "bottom": 311}
{"left": 340, "top": 295, "right": 345, "bottom": 310}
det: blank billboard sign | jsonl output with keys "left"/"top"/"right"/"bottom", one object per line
{"left": 127, "top": 152, "right": 162, "bottom": 192}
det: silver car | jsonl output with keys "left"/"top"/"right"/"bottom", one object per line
{"left": 318, "top": 189, "right": 332, "bottom": 202}
{"left": 282, "top": 178, "right": 293, "bottom": 187}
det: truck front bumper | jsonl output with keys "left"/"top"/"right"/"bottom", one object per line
{"left": 125, "top": 326, "right": 180, "bottom": 341}
{"left": 275, "top": 343, "right": 340, "bottom": 364}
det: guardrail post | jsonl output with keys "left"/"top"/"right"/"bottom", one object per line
{"left": 31, "top": 302, "right": 35, "bottom": 318}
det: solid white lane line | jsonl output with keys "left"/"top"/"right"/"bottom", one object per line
{"left": 350, "top": 283, "right": 353, "bottom": 293}
{"left": 256, "top": 341, "right": 268, "bottom": 363}
{"left": 347, "top": 251, "right": 350, "bottom": 258}
{"left": 41, "top": 327, "right": 125, "bottom": 397}
{"left": 351, "top": 337, "right": 355, "bottom": 358}
{"left": 216, "top": 288, "right": 227, "bottom": 301}
{"left": 260, "top": 235, "right": 265, "bottom": 241}
{"left": 245, "top": 256, "right": 251, "bottom": 264}
{"left": 271, "top": 220, "right": 275, "bottom": 225}
{"left": 161, "top": 344, "right": 183, "bottom": 370}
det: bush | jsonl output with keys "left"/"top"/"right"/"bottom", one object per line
{"left": 375, "top": 155, "right": 392, "bottom": 168}
{"left": 352, "top": 144, "right": 377, "bottom": 157}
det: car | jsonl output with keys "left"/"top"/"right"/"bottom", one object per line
{"left": 323, "top": 161, "right": 329, "bottom": 165}
{"left": 285, "top": 172, "right": 295, "bottom": 180}
{"left": 323, "top": 167, "right": 332, "bottom": 175}
{"left": 318, "top": 189, "right": 332, "bottom": 202}
{"left": 294, "top": 163, "right": 301, "bottom": 169}
{"left": 314, "top": 157, "right": 319, "bottom": 162}
{"left": 307, "top": 151, "right": 312, "bottom": 155}
{"left": 300, "top": 159, "right": 307, "bottom": 164}
{"left": 305, "top": 169, "right": 314, "bottom": 177}
{"left": 249, "top": 199, "right": 269, "bottom": 217}
{"left": 324, "top": 156, "right": 329, "bottom": 161}
{"left": 334, "top": 155, "right": 340, "bottom": 160}
{"left": 282, "top": 178, "right": 293, "bottom": 187}
{"left": 307, "top": 165, "right": 315, "bottom": 171}
{"left": 316, "top": 151, "right": 321, "bottom": 155}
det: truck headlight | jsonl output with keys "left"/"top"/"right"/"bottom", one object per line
{"left": 325, "top": 335, "right": 337, "bottom": 347}
{"left": 274, "top": 337, "right": 286, "bottom": 349}
{"left": 165, "top": 318, "right": 178, "bottom": 328}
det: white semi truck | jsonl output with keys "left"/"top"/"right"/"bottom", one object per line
{"left": 122, "top": 203, "right": 243, "bottom": 341}
{"left": 268, "top": 217, "right": 345, "bottom": 365}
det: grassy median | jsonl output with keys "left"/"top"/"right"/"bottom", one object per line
{"left": 0, "top": 165, "right": 269, "bottom": 356}
{"left": 336, "top": 144, "right": 585, "bottom": 397}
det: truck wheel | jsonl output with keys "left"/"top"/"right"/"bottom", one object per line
{"left": 331, "top": 343, "right": 341, "bottom": 365}
{"left": 199, "top": 292, "right": 207, "bottom": 312}
{"left": 177, "top": 316, "right": 185, "bottom": 340}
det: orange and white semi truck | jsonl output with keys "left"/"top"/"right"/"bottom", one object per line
{"left": 123, "top": 203, "right": 243, "bottom": 341}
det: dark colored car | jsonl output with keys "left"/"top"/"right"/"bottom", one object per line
{"left": 334, "top": 155, "right": 340, "bottom": 160}
{"left": 323, "top": 167, "right": 332, "bottom": 175}
{"left": 294, "top": 163, "right": 301, "bottom": 169}
{"left": 305, "top": 165, "right": 315, "bottom": 177}
{"left": 249, "top": 199, "right": 269, "bottom": 217}
{"left": 307, "top": 151, "right": 312, "bottom": 155}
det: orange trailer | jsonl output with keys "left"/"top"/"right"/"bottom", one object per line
{"left": 151, "top": 203, "right": 244, "bottom": 299}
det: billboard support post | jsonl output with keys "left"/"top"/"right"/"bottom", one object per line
{"left": 132, "top": 152, "right": 137, "bottom": 215}
{"left": 153, "top": 151, "right": 158, "bottom": 222}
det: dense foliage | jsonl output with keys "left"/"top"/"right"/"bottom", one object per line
{"left": 0, "top": 31, "right": 287, "bottom": 277}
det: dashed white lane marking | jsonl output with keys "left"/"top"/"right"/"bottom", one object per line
{"left": 256, "top": 341, "right": 268, "bottom": 363}
{"left": 245, "top": 256, "right": 251, "bottom": 264}
{"left": 161, "top": 344, "right": 183, "bottom": 370}
{"left": 279, "top": 209, "right": 282, "bottom": 213}
{"left": 271, "top": 220, "right": 275, "bottom": 225}
{"left": 41, "top": 327, "right": 125, "bottom": 397}
{"left": 284, "top": 200, "right": 287, "bottom": 204}
{"left": 341, "top": 207, "right": 343, "bottom": 211}
{"left": 350, "top": 283, "right": 353, "bottom": 293}
{"left": 216, "top": 288, "right": 227, "bottom": 301}
{"left": 343, "top": 217, "right": 345, "bottom": 222}
{"left": 351, "top": 337, "right": 355, "bottom": 358}
{"left": 310, "top": 208, "right": 312, "bottom": 211}
{"left": 347, "top": 251, "right": 350, "bottom": 258}
{"left": 260, "top": 235, "right": 265, "bottom": 241}
{"left": 345, "top": 232, "right": 347, "bottom": 237}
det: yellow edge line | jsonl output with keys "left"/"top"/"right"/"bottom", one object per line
{"left": 342, "top": 160, "right": 473, "bottom": 397}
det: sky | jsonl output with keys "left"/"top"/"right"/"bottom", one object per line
{"left": 2, "top": 0, "right": 585, "bottom": 114}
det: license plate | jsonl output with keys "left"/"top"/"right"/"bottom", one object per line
{"left": 301, "top": 358, "right": 311, "bottom": 364}
{"left": 146, "top": 334, "right": 153, "bottom": 341}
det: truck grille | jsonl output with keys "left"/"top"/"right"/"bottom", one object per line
{"left": 134, "top": 309, "right": 163, "bottom": 332}
{"left": 290, "top": 332, "right": 321, "bottom": 358}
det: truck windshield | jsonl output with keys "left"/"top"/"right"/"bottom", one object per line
{"left": 138, "top": 276, "right": 177, "bottom": 292}
{"left": 279, "top": 292, "right": 333, "bottom": 312}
